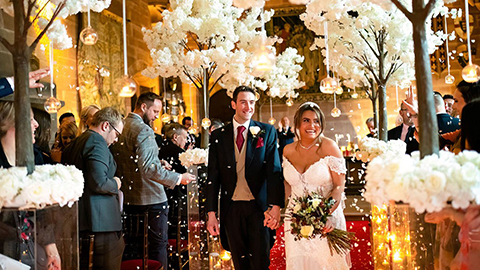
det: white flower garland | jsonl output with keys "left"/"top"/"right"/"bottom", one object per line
{"left": 179, "top": 148, "right": 209, "bottom": 168}
{"left": 0, "top": 164, "right": 84, "bottom": 210}
{"left": 364, "top": 150, "right": 480, "bottom": 213}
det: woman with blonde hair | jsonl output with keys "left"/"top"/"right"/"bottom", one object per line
{"left": 78, "top": 104, "right": 100, "bottom": 135}
{"left": 51, "top": 121, "right": 78, "bottom": 163}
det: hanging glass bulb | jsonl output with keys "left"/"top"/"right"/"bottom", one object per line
{"left": 201, "top": 118, "right": 211, "bottom": 129}
{"left": 320, "top": 77, "right": 338, "bottom": 94}
{"left": 80, "top": 26, "right": 98, "bottom": 45}
{"left": 117, "top": 75, "right": 137, "bottom": 97}
{"left": 351, "top": 89, "right": 358, "bottom": 99}
{"left": 161, "top": 113, "right": 171, "bottom": 123}
{"left": 462, "top": 63, "right": 480, "bottom": 83}
{"left": 44, "top": 96, "right": 61, "bottom": 114}
{"left": 80, "top": 2, "right": 98, "bottom": 45}
{"left": 252, "top": 46, "right": 275, "bottom": 73}
{"left": 331, "top": 107, "right": 341, "bottom": 117}
{"left": 286, "top": 97, "right": 294, "bottom": 107}
{"left": 445, "top": 74, "right": 455, "bottom": 85}
{"left": 268, "top": 117, "right": 276, "bottom": 125}
{"left": 335, "top": 85, "right": 343, "bottom": 95}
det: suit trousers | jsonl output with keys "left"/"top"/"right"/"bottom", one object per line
{"left": 124, "top": 202, "right": 169, "bottom": 269}
{"left": 81, "top": 231, "right": 125, "bottom": 270}
{"left": 224, "top": 200, "right": 270, "bottom": 270}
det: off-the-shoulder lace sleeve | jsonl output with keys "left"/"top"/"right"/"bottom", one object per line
{"left": 326, "top": 156, "right": 347, "bottom": 175}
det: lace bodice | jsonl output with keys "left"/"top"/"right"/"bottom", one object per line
{"left": 283, "top": 155, "right": 347, "bottom": 199}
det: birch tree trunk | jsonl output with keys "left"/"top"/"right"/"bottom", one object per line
{"left": 377, "top": 84, "right": 388, "bottom": 141}
{"left": 12, "top": 1, "right": 34, "bottom": 174}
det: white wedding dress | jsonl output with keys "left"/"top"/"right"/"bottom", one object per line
{"left": 283, "top": 155, "right": 350, "bottom": 270}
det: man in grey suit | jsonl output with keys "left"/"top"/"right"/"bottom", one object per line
{"left": 111, "top": 92, "right": 195, "bottom": 269}
{"left": 62, "top": 107, "right": 125, "bottom": 269}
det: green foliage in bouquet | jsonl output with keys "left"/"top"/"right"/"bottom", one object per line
{"left": 287, "top": 190, "right": 355, "bottom": 255}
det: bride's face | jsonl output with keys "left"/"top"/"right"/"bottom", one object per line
{"left": 299, "top": 110, "right": 322, "bottom": 140}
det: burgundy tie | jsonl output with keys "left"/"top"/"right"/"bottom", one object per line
{"left": 236, "top": 126, "right": 246, "bottom": 151}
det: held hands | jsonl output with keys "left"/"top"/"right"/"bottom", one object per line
{"left": 264, "top": 205, "right": 281, "bottom": 230}
{"left": 207, "top": 211, "right": 220, "bottom": 236}
{"left": 180, "top": 173, "right": 196, "bottom": 185}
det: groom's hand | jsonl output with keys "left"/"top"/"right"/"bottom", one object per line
{"left": 207, "top": 211, "right": 220, "bottom": 236}
{"left": 264, "top": 205, "right": 281, "bottom": 229}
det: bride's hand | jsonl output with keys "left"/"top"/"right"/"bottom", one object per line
{"left": 323, "top": 218, "right": 334, "bottom": 233}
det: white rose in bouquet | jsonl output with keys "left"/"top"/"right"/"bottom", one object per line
{"left": 179, "top": 148, "right": 209, "bottom": 168}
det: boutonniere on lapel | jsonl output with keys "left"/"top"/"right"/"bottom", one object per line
{"left": 249, "top": 126, "right": 265, "bottom": 148}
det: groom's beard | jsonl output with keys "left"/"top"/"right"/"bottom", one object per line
{"left": 142, "top": 114, "right": 153, "bottom": 128}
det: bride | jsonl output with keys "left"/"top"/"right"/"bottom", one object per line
{"left": 282, "top": 102, "right": 350, "bottom": 269}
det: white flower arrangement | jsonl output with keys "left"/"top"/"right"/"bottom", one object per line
{"left": 0, "top": 164, "right": 84, "bottom": 210}
{"left": 301, "top": 0, "right": 447, "bottom": 89}
{"left": 179, "top": 148, "right": 209, "bottom": 168}
{"left": 142, "top": 0, "right": 303, "bottom": 99}
{"left": 0, "top": 0, "right": 111, "bottom": 50}
{"left": 355, "top": 137, "right": 406, "bottom": 163}
{"left": 364, "top": 150, "right": 480, "bottom": 213}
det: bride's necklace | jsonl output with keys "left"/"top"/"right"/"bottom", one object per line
{"left": 298, "top": 141, "right": 317, "bottom": 150}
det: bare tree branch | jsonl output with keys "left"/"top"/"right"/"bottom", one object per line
{"left": 422, "top": 0, "right": 439, "bottom": 21}
{"left": 0, "top": 34, "right": 14, "bottom": 53}
{"left": 358, "top": 30, "right": 380, "bottom": 59}
{"left": 30, "top": 1, "right": 66, "bottom": 51}
{"left": 390, "top": 0, "right": 413, "bottom": 21}
{"left": 183, "top": 68, "right": 201, "bottom": 89}
{"left": 29, "top": 0, "right": 52, "bottom": 29}
{"left": 209, "top": 71, "right": 228, "bottom": 93}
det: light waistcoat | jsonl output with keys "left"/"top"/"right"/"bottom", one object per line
{"left": 232, "top": 138, "right": 255, "bottom": 201}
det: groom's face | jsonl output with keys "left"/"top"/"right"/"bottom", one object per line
{"left": 232, "top": 91, "right": 255, "bottom": 123}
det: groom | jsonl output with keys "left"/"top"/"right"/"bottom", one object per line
{"left": 206, "top": 86, "right": 284, "bottom": 270}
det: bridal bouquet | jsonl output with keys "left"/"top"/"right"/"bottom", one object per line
{"left": 355, "top": 137, "right": 406, "bottom": 163}
{"left": 287, "top": 190, "right": 354, "bottom": 255}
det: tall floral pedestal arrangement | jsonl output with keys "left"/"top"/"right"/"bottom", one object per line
{"left": 186, "top": 164, "right": 209, "bottom": 269}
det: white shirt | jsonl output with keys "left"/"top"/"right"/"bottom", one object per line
{"left": 400, "top": 123, "right": 410, "bottom": 142}
{"left": 233, "top": 117, "right": 250, "bottom": 147}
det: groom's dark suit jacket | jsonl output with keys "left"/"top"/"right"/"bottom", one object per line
{"left": 206, "top": 120, "right": 284, "bottom": 250}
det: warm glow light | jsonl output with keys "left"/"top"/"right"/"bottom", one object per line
{"left": 255, "top": 92, "right": 260, "bottom": 101}
{"left": 44, "top": 96, "right": 61, "bottom": 113}
{"left": 320, "top": 77, "right": 338, "bottom": 94}
{"left": 286, "top": 97, "right": 294, "bottom": 107}
{"left": 161, "top": 113, "right": 171, "bottom": 123}
{"left": 117, "top": 75, "right": 137, "bottom": 97}
{"left": 201, "top": 118, "right": 211, "bottom": 129}
{"left": 252, "top": 46, "right": 275, "bottom": 73}
{"left": 80, "top": 26, "right": 98, "bottom": 45}
{"left": 393, "top": 251, "right": 402, "bottom": 262}
{"left": 331, "top": 107, "right": 341, "bottom": 117}
{"left": 462, "top": 63, "right": 480, "bottom": 83}
{"left": 220, "top": 250, "right": 231, "bottom": 261}
{"left": 188, "top": 124, "right": 199, "bottom": 135}
{"left": 351, "top": 90, "right": 358, "bottom": 99}
{"left": 268, "top": 117, "right": 276, "bottom": 125}
{"left": 335, "top": 86, "right": 343, "bottom": 95}
{"left": 445, "top": 74, "right": 455, "bottom": 84}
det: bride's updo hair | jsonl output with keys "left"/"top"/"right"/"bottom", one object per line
{"left": 293, "top": 101, "right": 325, "bottom": 143}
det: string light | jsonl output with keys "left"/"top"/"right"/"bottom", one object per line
{"left": 286, "top": 97, "right": 294, "bottom": 106}
{"left": 351, "top": 89, "right": 358, "bottom": 99}
{"left": 320, "top": 20, "right": 337, "bottom": 94}
{"left": 444, "top": 14, "right": 455, "bottom": 84}
{"left": 80, "top": 1, "right": 98, "bottom": 45}
{"left": 116, "top": 0, "right": 137, "bottom": 97}
{"left": 331, "top": 92, "right": 341, "bottom": 117}
{"left": 252, "top": 8, "right": 275, "bottom": 74}
{"left": 461, "top": 0, "right": 480, "bottom": 83}
{"left": 268, "top": 98, "right": 276, "bottom": 125}
{"left": 44, "top": 41, "right": 61, "bottom": 114}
